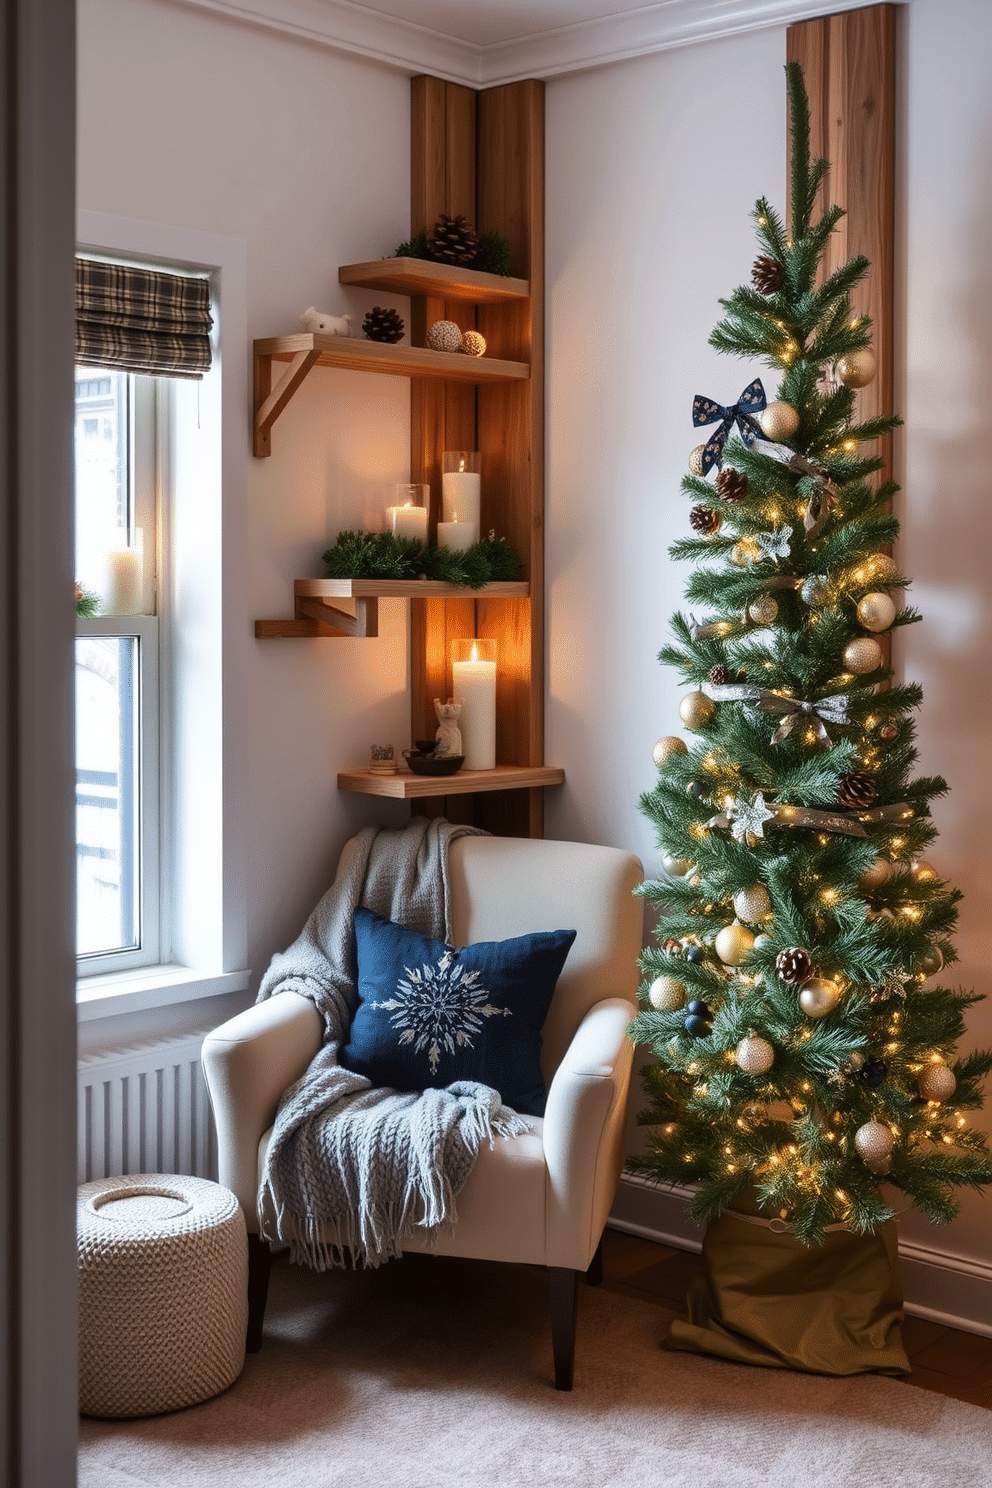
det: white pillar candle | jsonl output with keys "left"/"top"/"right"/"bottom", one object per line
{"left": 387, "top": 502, "right": 428, "bottom": 543}
{"left": 441, "top": 453, "right": 480, "bottom": 542}
{"left": 104, "top": 531, "right": 143, "bottom": 616}
{"left": 452, "top": 640, "right": 496, "bottom": 770}
{"left": 437, "top": 520, "right": 475, "bottom": 552}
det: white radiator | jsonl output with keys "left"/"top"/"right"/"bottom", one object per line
{"left": 77, "top": 1029, "right": 216, "bottom": 1184}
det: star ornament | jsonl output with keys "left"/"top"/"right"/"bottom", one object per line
{"left": 727, "top": 792, "right": 777, "bottom": 844}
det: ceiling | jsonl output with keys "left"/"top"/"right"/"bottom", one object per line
{"left": 176, "top": 0, "right": 829, "bottom": 86}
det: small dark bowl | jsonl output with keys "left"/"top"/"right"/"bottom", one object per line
{"left": 415, "top": 739, "right": 437, "bottom": 755}
{"left": 403, "top": 750, "right": 465, "bottom": 776}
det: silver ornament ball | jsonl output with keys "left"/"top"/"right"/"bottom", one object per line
{"left": 648, "top": 976, "right": 686, "bottom": 1012}
{"left": 732, "top": 884, "right": 773, "bottom": 924}
{"left": 919, "top": 1063, "right": 957, "bottom": 1103}
{"left": 843, "top": 636, "right": 884, "bottom": 675}
{"left": 799, "top": 977, "right": 842, "bottom": 1019}
{"left": 856, "top": 592, "right": 897, "bottom": 633}
{"left": 757, "top": 400, "right": 800, "bottom": 441}
{"left": 715, "top": 922, "right": 755, "bottom": 966}
{"left": 652, "top": 734, "right": 688, "bottom": 768}
{"left": 426, "top": 319, "right": 464, "bottom": 353}
{"left": 836, "top": 349, "right": 877, "bottom": 388}
{"left": 679, "top": 691, "right": 716, "bottom": 731}
{"left": 801, "top": 574, "right": 831, "bottom": 606}
{"left": 736, "top": 1034, "right": 775, "bottom": 1075}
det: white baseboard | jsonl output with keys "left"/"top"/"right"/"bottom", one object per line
{"left": 609, "top": 1174, "right": 992, "bottom": 1339}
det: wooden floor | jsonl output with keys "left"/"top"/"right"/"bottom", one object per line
{"left": 600, "top": 1227, "right": 992, "bottom": 1410}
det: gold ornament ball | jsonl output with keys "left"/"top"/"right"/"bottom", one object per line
{"left": 460, "top": 330, "right": 486, "bottom": 357}
{"left": 679, "top": 691, "right": 716, "bottom": 731}
{"left": 757, "top": 400, "right": 800, "bottom": 441}
{"left": 859, "top": 857, "right": 891, "bottom": 891}
{"left": 919, "top": 1063, "right": 957, "bottom": 1103}
{"left": 856, "top": 592, "right": 897, "bottom": 633}
{"left": 799, "top": 977, "right": 842, "bottom": 1019}
{"left": 652, "top": 734, "right": 688, "bottom": 768}
{"left": 715, "top": 922, "right": 755, "bottom": 966}
{"left": 736, "top": 1034, "right": 775, "bottom": 1075}
{"left": 746, "top": 594, "right": 779, "bottom": 627}
{"left": 869, "top": 553, "right": 899, "bottom": 580}
{"left": 918, "top": 945, "right": 945, "bottom": 977}
{"left": 855, "top": 1120, "right": 894, "bottom": 1164}
{"left": 689, "top": 445, "right": 708, "bottom": 477}
{"left": 731, "top": 539, "right": 759, "bottom": 568}
{"left": 836, "top": 349, "right": 877, "bottom": 388}
{"left": 662, "top": 853, "right": 693, "bottom": 878}
{"left": 913, "top": 859, "right": 939, "bottom": 882}
{"left": 648, "top": 976, "right": 686, "bottom": 1012}
{"left": 732, "top": 885, "right": 772, "bottom": 924}
{"left": 843, "top": 636, "right": 884, "bottom": 675}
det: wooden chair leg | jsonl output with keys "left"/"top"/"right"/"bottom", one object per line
{"left": 548, "top": 1266, "right": 578, "bottom": 1391}
{"left": 584, "top": 1236, "right": 604, "bottom": 1287}
{"left": 246, "top": 1233, "right": 274, "bottom": 1354}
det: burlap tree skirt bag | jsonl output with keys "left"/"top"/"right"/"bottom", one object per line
{"left": 664, "top": 1206, "right": 911, "bottom": 1376}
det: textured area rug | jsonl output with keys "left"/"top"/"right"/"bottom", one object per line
{"left": 79, "top": 1251, "right": 992, "bottom": 1487}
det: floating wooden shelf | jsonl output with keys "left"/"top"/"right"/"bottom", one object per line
{"left": 253, "top": 333, "right": 529, "bottom": 458}
{"left": 254, "top": 577, "right": 530, "bottom": 639}
{"left": 338, "top": 257, "right": 529, "bottom": 303}
{"left": 338, "top": 764, "right": 565, "bottom": 799}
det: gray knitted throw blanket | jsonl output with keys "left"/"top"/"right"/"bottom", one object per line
{"left": 256, "top": 817, "right": 530, "bottom": 1270}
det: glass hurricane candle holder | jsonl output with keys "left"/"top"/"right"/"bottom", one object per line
{"left": 387, "top": 485, "right": 429, "bottom": 543}
{"left": 441, "top": 452, "right": 481, "bottom": 542}
{"left": 451, "top": 637, "right": 496, "bottom": 770}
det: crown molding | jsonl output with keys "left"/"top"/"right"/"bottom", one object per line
{"left": 162, "top": 0, "right": 843, "bottom": 86}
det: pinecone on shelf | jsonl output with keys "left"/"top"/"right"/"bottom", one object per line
{"left": 715, "top": 468, "right": 748, "bottom": 503}
{"left": 362, "top": 306, "right": 405, "bottom": 343}
{"left": 836, "top": 770, "right": 878, "bottom": 809}
{"left": 427, "top": 213, "right": 479, "bottom": 267}
{"left": 709, "top": 664, "right": 733, "bottom": 686}
{"left": 751, "top": 255, "right": 784, "bottom": 294}
{"left": 662, "top": 938, "right": 681, "bottom": 954}
{"left": 689, "top": 505, "right": 721, "bottom": 536}
{"left": 776, "top": 947, "right": 813, "bottom": 985}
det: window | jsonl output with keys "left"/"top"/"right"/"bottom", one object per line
{"left": 75, "top": 367, "right": 163, "bottom": 974}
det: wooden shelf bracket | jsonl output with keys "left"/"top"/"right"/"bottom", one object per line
{"left": 253, "top": 346, "right": 321, "bottom": 458}
{"left": 254, "top": 592, "right": 379, "bottom": 640}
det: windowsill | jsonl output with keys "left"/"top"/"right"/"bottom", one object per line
{"left": 76, "top": 964, "right": 251, "bottom": 1022}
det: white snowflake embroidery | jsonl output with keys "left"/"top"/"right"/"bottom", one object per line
{"left": 372, "top": 949, "right": 511, "bottom": 1076}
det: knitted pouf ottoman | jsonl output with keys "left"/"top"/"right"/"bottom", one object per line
{"left": 77, "top": 1173, "right": 248, "bottom": 1418}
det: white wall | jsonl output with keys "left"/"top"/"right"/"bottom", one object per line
{"left": 77, "top": 0, "right": 416, "bottom": 1003}
{"left": 545, "top": 0, "right": 992, "bottom": 1289}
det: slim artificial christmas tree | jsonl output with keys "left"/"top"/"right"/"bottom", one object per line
{"left": 630, "top": 63, "right": 992, "bottom": 1372}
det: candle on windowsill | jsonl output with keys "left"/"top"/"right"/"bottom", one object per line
{"left": 452, "top": 637, "right": 496, "bottom": 770}
{"left": 441, "top": 452, "right": 480, "bottom": 544}
{"left": 104, "top": 529, "right": 143, "bottom": 617}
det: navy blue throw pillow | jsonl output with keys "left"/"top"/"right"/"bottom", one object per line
{"left": 341, "top": 906, "right": 577, "bottom": 1117}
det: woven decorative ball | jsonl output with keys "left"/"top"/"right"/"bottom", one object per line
{"left": 856, "top": 592, "right": 897, "bottom": 633}
{"left": 689, "top": 505, "right": 722, "bottom": 536}
{"left": 78, "top": 1174, "right": 247, "bottom": 1418}
{"left": 736, "top": 1034, "right": 775, "bottom": 1075}
{"left": 678, "top": 691, "right": 715, "bottom": 731}
{"left": 732, "top": 884, "right": 772, "bottom": 924}
{"left": 652, "top": 734, "right": 688, "bottom": 768}
{"left": 776, "top": 947, "right": 813, "bottom": 985}
{"left": 648, "top": 976, "right": 686, "bottom": 1012}
{"left": 688, "top": 445, "right": 708, "bottom": 477}
{"left": 426, "top": 319, "right": 464, "bottom": 353}
{"left": 460, "top": 330, "right": 486, "bottom": 357}
{"left": 835, "top": 349, "right": 877, "bottom": 388}
{"left": 746, "top": 594, "right": 779, "bottom": 627}
{"left": 799, "top": 977, "right": 841, "bottom": 1019}
{"left": 854, "top": 1120, "right": 894, "bottom": 1166}
{"left": 919, "top": 1063, "right": 957, "bottom": 1103}
{"left": 757, "top": 400, "right": 800, "bottom": 441}
{"left": 715, "top": 468, "right": 748, "bottom": 502}
{"left": 715, "top": 922, "right": 754, "bottom": 966}
{"left": 843, "top": 636, "right": 883, "bottom": 675}
{"left": 836, "top": 770, "right": 878, "bottom": 810}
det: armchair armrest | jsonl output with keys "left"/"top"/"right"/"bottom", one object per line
{"left": 201, "top": 992, "right": 322, "bottom": 1227}
{"left": 542, "top": 997, "right": 636, "bottom": 1271}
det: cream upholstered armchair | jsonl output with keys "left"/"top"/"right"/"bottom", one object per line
{"left": 202, "top": 833, "right": 643, "bottom": 1390}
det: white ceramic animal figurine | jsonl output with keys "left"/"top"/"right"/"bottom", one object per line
{"left": 433, "top": 699, "right": 463, "bottom": 758}
{"left": 299, "top": 306, "right": 352, "bottom": 336}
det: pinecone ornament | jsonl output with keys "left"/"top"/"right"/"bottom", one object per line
{"left": 709, "top": 664, "right": 733, "bottom": 686}
{"left": 836, "top": 770, "right": 878, "bottom": 809}
{"left": 751, "top": 255, "right": 784, "bottom": 294}
{"left": 427, "top": 213, "right": 479, "bottom": 267}
{"left": 715, "top": 468, "right": 748, "bottom": 503}
{"left": 689, "top": 505, "right": 721, "bottom": 536}
{"left": 362, "top": 306, "right": 405, "bottom": 343}
{"left": 776, "top": 947, "right": 813, "bottom": 985}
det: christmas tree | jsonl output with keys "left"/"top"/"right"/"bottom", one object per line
{"left": 629, "top": 63, "right": 992, "bottom": 1248}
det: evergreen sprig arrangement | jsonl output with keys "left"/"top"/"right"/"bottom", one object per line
{"left": 75, "top": 584, "right": 100, "bottom": 618}
{"left": 628, "top": 62, "right": 992, "bottom": 1247}
{"left": 393, "top": 227, "right": 513, "bottom": 277}
{"left": 321, "top": 530, "right": 523, "bottom": 589}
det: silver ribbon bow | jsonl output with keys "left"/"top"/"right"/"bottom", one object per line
{"left": 703, "top": 681, "right": 851, "bottom": 745}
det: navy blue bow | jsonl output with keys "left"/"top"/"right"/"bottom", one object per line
{"left": 692, "top": 379, "right": 767, "bottom": 475}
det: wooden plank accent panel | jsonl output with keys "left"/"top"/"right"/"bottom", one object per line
{"left": 787, "top": 5, "right": 896, "bottom": 480}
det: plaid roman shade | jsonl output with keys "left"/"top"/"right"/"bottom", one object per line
{"left": 75, "top": 257, "right": 213, "bottom": 379}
